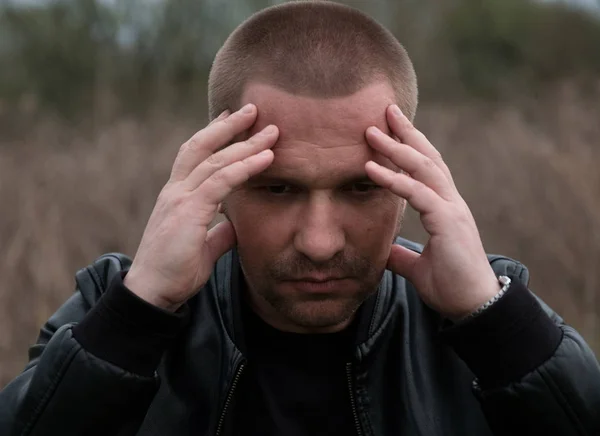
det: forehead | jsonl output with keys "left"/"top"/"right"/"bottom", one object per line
{"left": 239, "top": 81, "right": 396, "bottom": 185}
{"left": 241, "top": 81, "right": 394, "bottom": 138}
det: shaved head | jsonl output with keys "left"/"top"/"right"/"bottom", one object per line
{"left": 208, "top": 0, "right": 418, "bottom": 121}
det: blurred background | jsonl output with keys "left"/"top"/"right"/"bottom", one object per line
{"left": 1, "top": 0, "right": 600, "bottom": 388}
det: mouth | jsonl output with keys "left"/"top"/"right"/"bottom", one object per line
{"left": 283, "top": 277, "right": 352, "bottom": 293}
{"left": 290, "top": 276, "right": 347, "bottom": 282}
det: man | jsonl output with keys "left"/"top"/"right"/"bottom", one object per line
{"left": 1, "top": 2, "right": 599, "bottom": 435}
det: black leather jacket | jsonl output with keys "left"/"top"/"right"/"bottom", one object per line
{"left": 1, "top": 238, "right": 599, "bottom": 436}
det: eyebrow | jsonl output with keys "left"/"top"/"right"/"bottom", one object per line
{"left": 247, "top": 172, "right": 375, "bottom": 188}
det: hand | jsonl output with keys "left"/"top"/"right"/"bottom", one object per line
{"left": 124, "top": 104, "right": 279, "bottom": 311}
{"left": 365, "top": 105, "right": 500, "bottom": 320}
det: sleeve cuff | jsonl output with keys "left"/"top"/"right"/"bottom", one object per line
{"left": 72, "top": 272, "right": 189, "bottom": 376}
{"left": 440, "top": 277, "right": 563, "bottom": 389}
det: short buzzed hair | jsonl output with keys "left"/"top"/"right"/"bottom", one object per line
{"left": 208, "top": 0, "right": 418, "bottom": 121}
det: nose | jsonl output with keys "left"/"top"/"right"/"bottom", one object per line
{"left": 293, "top": 191, "right": 345, "bottom": 263}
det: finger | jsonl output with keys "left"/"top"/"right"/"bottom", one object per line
{"left": 171, "top": 103, "right": 258, "bottom": 181}
{"left": 365, "top": 160, "right": 444, "bottom": 214}
{"left": 197, "top": 149, "right": 274, "bottom": 205}
{"left": 205, "top": 220, "right": 237, "bottom": 265}
{"left": 386, "top": 105, "right": 455, "bottom": 187}
{"left": 208, "top": 109, "right": 231, "bottom": 126}
{"left": 185, "top": 125, "right": 279, "bottom": 191}
{"left": 365, "top": 126, "right": 453, "bottom": 199}
{"left": 386, "top": 244, "right": 420, "bottom": 283}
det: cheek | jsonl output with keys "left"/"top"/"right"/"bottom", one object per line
{"left": 345, "top": 197, "right": 400, "bottom": 254}
{"left": 227, "top": 196, "right": 295, "bottom": 258}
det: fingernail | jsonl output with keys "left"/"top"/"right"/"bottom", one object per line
{"left": 367, "top": 126, "right": 382, "bottom": 136}
{"left": 261, "top": 125, "right": 277, "bottom": 136}
{"left": 391, "top": 105, "right": 403, "bottom": 117}
{"left": 241, "top": 103, "right": 255, "bottom": 114}
{"left": 257, "top": 149, "right": 272, "bottom": 157}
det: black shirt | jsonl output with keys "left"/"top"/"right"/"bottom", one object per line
{"left": 232, "top": 299, "right": 359, "bottom": 436}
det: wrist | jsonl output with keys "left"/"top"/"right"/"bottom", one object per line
{"left": 440, "top": 276, "right": 562, "bottom": 389}
{"left": 453, "top": 275, "right": 511, "bottom": 323}
{"left": 444, "top": 272, "right": 502, "bottom": 321}
{"left": 123, "top": 271, "right": 182, "bottom": 313}
{"left": 73, "top": 272, "right": 190, "bottom": 376}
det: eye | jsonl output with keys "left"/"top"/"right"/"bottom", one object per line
{"left": 348, "top": 182, "right": 380, "bottom": 193}
{"left": 265, "top": 185, "right": 293, "bottom": 194}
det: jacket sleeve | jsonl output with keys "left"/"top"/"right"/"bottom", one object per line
{"left": 442, "top": 274, "right": 600, "bottom": 436}
{"left": 0, "top": 254, "right": 187, "bottom": 436}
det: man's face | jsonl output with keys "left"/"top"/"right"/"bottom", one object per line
{"left": 225, "top": 81, "right": 404, "bottom": 333}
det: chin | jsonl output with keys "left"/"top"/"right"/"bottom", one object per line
{"left": 281, "top": 300, "right": 361, "bottom": 331}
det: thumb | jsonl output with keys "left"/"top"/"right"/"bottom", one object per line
{"left": 386, "top": 244, "right": 419, "bottom": 282}
{"left": 205, "top": 220, "right": 237, "bottom": 263}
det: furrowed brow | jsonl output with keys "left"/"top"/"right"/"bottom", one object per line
{"left": 247, "top": 172, "right": 375, "bottom": 188}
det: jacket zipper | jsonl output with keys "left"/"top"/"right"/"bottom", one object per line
{"left": 346, "top": 362, "right": 364, "bottom": 436}
{"left": 215, "top": 362, "right": 246, "bottom": 436}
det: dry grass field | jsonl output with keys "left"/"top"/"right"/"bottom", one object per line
{"left": 1, "top": 82, "right": 599, "bottom": 387}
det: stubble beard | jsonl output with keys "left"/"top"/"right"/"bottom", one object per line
{"left": 240, "top": 250, "right": 385, "bottom": 331}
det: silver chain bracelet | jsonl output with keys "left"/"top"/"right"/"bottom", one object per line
{"left": 457, "top": 275, "right": 512, "bottom": 323}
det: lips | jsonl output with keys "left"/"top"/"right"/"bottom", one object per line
{"left": 284, "top": 277, "right": 352, "bottom": 293}
{"left": 290, "top": 276, "right": 346, "bottom": 282}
